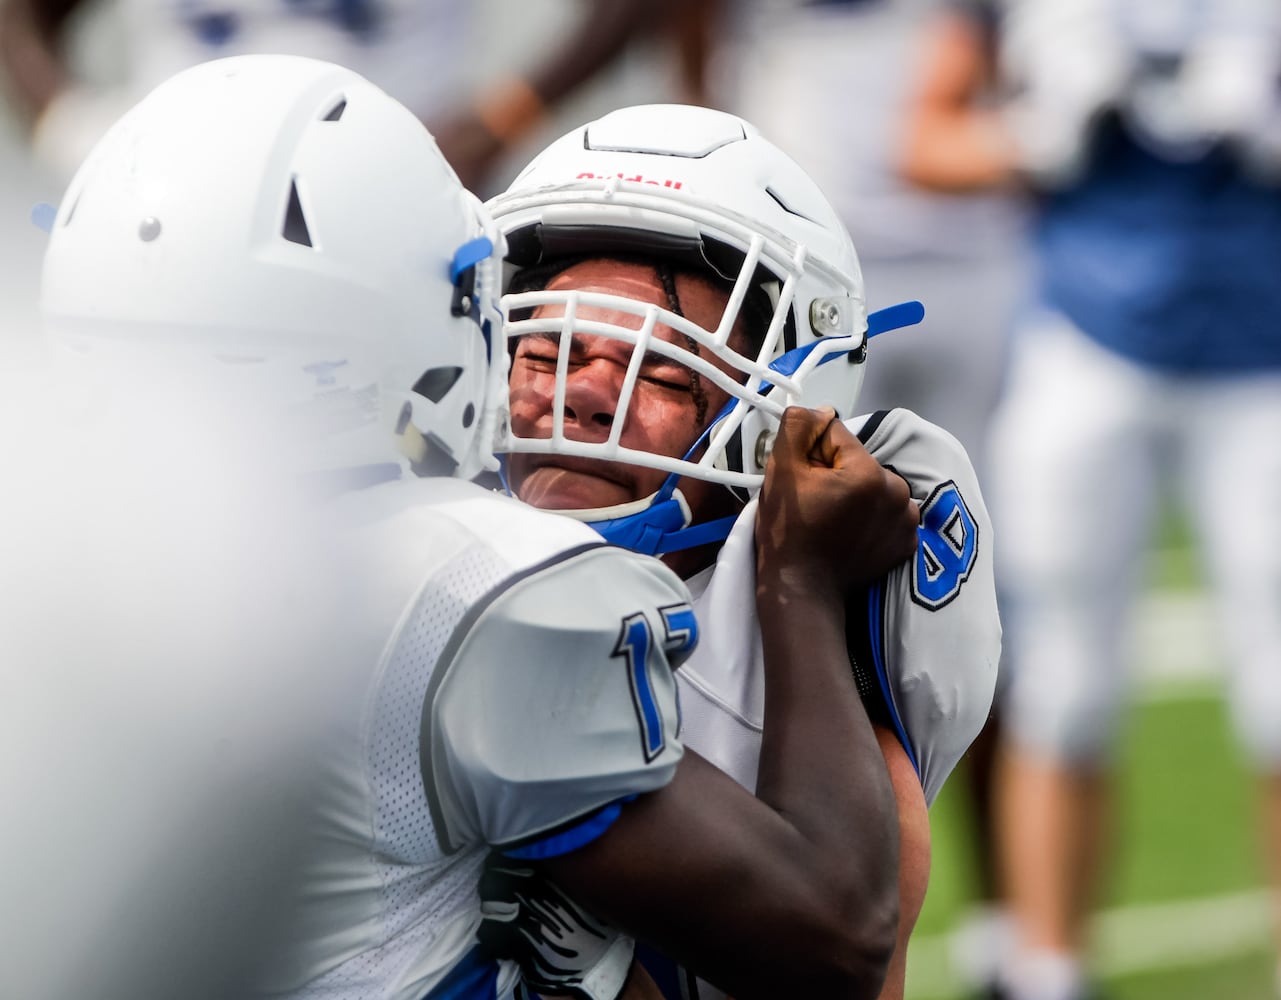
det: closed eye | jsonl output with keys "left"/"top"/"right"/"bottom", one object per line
{"left": 637, "top": 348, "right": 696, "bottom": 393}
{"left": 516, "top": 334, "right": 695, "bottom": 391}
{"left": 639, "top": 371, "right": 692, "bottom": 392}
{"left": 515, "top": 333, "right": 570, "bottom": 370}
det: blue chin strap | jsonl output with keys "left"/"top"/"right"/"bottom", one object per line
{"left": 760, "top": 299, "right": 926, "bottom": 384}
{"left": 867, "top": 300, "right": 926, "bottom": 340}
{"left": 494, "top": 452, "right": 735, "bottom": 557}
{"left": 591, "top": 475, "right": 739, "bottom": 556}
{"left": 504, "top": 301, "right": 925, "bottom": 558}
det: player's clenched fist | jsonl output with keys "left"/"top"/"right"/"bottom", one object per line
{"left": 756, "top": 406, "right": 919, "bottom": 602}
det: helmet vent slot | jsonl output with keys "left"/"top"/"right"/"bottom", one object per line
{"left": 765, "top": 185, "right": 816, "bottom": 223}
{"left": 321, "top": 98, "right": 347, "bottom": 122}
{"left": 282, "top": 178, "right": 313, "bottom": 247}
{"left": 62, "top": 190, "right": 82, "bottom": 227}
{"left": 413, "top": 366, "right": 463, "bottom": 403}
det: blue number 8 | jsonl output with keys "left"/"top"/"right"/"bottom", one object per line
{"left": 912, "top": 481, "right": 978, "bottom": 610}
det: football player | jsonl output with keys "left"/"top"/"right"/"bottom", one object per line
{"left": 23, "top": 56, "right": 920, "bottom": 1000}
{"left": 483, "top": 104, "right": 1003, "bottom": 1000}
{"left": 899, "top": 3, "right": 1281, "bottom": 999}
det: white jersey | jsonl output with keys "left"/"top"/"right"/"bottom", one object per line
{"left": 677, "top": 407, "right": 1001, "bottom": 807}
{"left": 267, "top": 475, "right": 694, "bottom": 1000}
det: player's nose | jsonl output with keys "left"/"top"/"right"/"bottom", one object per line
{"left": 560, "top": 356, "right": 623, "bottom": 436}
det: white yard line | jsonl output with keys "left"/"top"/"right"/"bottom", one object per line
{"left": 905, "top": 889, "right": 1277, "bottom": 999}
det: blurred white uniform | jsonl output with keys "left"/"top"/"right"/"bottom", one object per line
{"left": 0, "top": 363, "right": 353, "bottom": 1000}
{"left": 969, "top": 0, "right": 1281, "bottom": 766}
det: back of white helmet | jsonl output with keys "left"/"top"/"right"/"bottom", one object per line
{"left": 41, "top": 54, "right": 505, "bottom": 480}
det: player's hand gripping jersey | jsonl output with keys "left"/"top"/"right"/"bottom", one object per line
{"left": 269, "top": 477, "right": 694, "bottom": 1000}
{"left": 678, "top": 408, "right": 1001, "bottom": 808}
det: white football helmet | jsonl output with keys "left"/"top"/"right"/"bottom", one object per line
{"left": 486, "top": 104, "right": 920, "bottom": 551}
{"left": 40, "top": 54, "right": 505, "bottom": 480}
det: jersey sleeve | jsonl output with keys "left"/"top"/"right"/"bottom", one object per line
{"left": 423, "top": 544, "right": 696, "bottom": 856}
{"left": 849, "top": 409, "right": 1002, "bottom": 806}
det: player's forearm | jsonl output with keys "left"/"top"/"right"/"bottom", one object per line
{"left": 755, "top": 579, "right": 897, "bottom": 848}
{"left": 898, "top": 108, "right": 1020, "bottom": 192}
{"left": 524, "top": 0, "right": 665, "bottom": 111}
{"left": 896, "top": 10, "right": 1019, "bottom": 193}
{"left": 753, "top": 576, "right": 900, "bottom": 980}
{"left": 871, "top": 728, "right": 932, "bottom": 1000}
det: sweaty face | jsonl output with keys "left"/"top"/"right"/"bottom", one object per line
{"left": 506, "top": 258, "right": 751, "bottom": 514}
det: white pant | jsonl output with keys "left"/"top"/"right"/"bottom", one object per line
{"left": 988, "top": 309, "right": 1281, "bottom": 767}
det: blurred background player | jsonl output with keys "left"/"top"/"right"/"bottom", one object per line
{"left": 484, "top": 101, "right": 1002, "bottom": 1000}
{"left": 898, "top": 2, "right": 1281, "bottom": 999}
{"left": 10, "top": 53, "right": 923, "bottom": 1000}
{"left": 0, "top": 0, "right": 688, "bottom": 191}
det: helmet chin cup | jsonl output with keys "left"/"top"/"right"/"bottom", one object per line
{"left": 573, "top": 487, "right": 736, "bottom": 557}
{"left": 549, "top": 489, "right": 682, "bottom": 524}
{"left": 534, "top": 487, "right": 695, "bottom": 556}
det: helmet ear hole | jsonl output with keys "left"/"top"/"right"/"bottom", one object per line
{"left": 413, "top": 366, "right": 462, "bottom": 403}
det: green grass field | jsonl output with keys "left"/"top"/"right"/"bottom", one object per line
{"left": 904, "top": 514, "right": 1277, "bottom": 1000}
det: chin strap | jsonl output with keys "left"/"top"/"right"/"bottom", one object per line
{"left": 589, "top": 485, "right": 738, "bottom": 556}
{"left": 496, "top": 422, "right": 740, "bottom": 556}
{"left": 572, "top": 414, "right": 745, "bottom": 555}
{"left": 500, "top": 461, "right": 738, "bottom": 556}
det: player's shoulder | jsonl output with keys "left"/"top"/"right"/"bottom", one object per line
{"left": 848, "top": 406, "right": 966, "bottom": 451}
{"left": 848, "top": 408, "right": 977, "bottom": 484}
{"left": 332, "top": 476, "right": 693, "bottom": 641}
{"left": 336, "top": 476, "right": 608, "bottom": 573}
{"left": 423, "top": 515, "right": 694, "bottom": 854}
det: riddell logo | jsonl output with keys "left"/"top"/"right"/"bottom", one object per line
{"left": 576, "top": 171, "right": 683, "bottom": 190}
